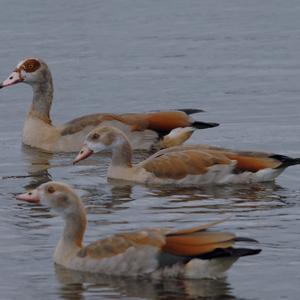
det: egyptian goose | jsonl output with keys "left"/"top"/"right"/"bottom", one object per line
{"left": 0, "top": 58, "right": 218, "bottom": 152}
{"left": 74, "top": 125, "right": 300, "bottom": 186}
{"left": 16, "top": 181, "right": 260, "bottom": 278}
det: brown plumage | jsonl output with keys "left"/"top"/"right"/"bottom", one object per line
{"left": 78, "top": 226, "right": 237, "bottom": 260}
{"left": 74, "top": 125, "right": 300, "bottom": 185}
{"left": 77, "top": 229, "right": 166, "bottom": 259}
{"left": 61, "top": 111, "right": 210, "bottom": 136}
{"left": 16, "top": 181, "right": 261, "bottom": 277}
{"left": 0, "top": 57, "right": 218, "bottom": 152}
{"left": 155, "top": 145, "right": 295, "bottom": 172}
{"left": 141, "top": 150, "right": 232, "bottom": 179}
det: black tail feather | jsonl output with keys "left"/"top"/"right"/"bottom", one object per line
{"left": 196, "top": 247, "right": 261, "bottom": 260}
{"left": 192, "top": 121, "right": 219, "bottom": 129}
{"left": 234, "top": 237, "right": 259, "bottom": 243}
{"left": 158, "top": 247, "right": 261, "bottom": 267}
{"left": 270, "top": 154, "right": 300, "bottom": 169}
{"left": 178, "top": 108, "right": 205, "bottom": 115}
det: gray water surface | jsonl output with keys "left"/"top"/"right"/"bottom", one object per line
{"left": 0, "top": 1, "right": 300, "bottom": 299}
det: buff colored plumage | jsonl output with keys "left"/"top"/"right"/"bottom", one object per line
{"left": 16, "top": 181, "right": 260, "bottom": 278}
{"left": 74, "top": 125, "right": 300, "bottom": 186}
{"left": 0, "top": 58, "right": 218, "bottom": 152}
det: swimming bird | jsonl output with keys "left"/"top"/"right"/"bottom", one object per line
{"left": 0, "top": 58, "right": 218, "bottom": 152}
{"left": 16, "top": 181, "right": 260, "bottom": 278}
{"left": 73, "top": 125, "right": 300, "bottom": 186}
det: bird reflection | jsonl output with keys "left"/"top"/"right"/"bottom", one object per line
{"left": 107, "top": 178, "right": 287, "bottom": 213}
{"left": 55, "top": 264, "right": 236, "bottom": 300}
{"left": 20, "top": 145, "right": 53, "bottom": 189}
{"left": 147, "top": 182, "right": 287, "bottom": 206}
{"left": 147, "top": 182, "right": 282, "bottom": 200}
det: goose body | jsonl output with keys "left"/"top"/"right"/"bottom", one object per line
{"left": 16, "top": 181, "right": 260, "bottom": 278}
{"left": 74, "top": 126, "right": 300, "bottom": 186}
{"left": 0, "top": 58, "right": 218, "bottom": 152}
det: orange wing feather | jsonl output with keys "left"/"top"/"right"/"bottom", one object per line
{"left": 62, "top": 111, "right": 195, "bottom": 136}
{"left": 162, "top": 217, "right": 235, "bottom": 256}
{"left": 142, "top": 150, "right": 232, "bottom": 179}
{"left": 162, "top": 232, "right": 235, "bottom": 256}
{"left": 78, "top": 219, "right": 237, "bottom": 259}
{"left": 224, "top": 153, "right": 281, "bottom": 171}
{"left": 145, "top": 111, "right": 192, "bottom": 131}
{"left": 157, "top": 145, "right": 282, "bottom": 172}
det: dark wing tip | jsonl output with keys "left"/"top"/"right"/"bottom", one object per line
{"left": 270, "top": 154, "right": 300, "bottom": 168}
{"left": 196, "top": 247, "right": 261, "bottom": 260}
{"left": 234, "top": 237, "right": 259, "bottom": 243}
{"left": 177, "top": 108, "right": 205, "bottom": 115}
{"left": 192, "top": 121, "right": 220, "bottom": 129}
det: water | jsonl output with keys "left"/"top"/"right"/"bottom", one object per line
{"left": 0, "top": 0, "right": 300, "bottom": 299}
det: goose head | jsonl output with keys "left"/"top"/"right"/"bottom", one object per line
{"left": 16, "top": 181, "right": 83, "bottom": 216}
{"left": 0, "top": 58, "right": 52, "bottom": 89}
{"left": 73, "top": 126, "right": 127, "bottom": 164}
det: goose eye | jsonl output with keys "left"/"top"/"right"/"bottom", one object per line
{"left": 23, "top": 59, "right": 41, "bottom": 73}
{"left": 47, "top": 186, "right": 55, "bottom": 194}
{"left": 23, "top": 64, "right": 33, "bottom": 72}
{"left": 92, "top": 133, "right": 99, "bottom": 140}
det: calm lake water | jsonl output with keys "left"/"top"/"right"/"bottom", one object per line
{"left": 0, "top": 1, "right": 300, "bottom": 299}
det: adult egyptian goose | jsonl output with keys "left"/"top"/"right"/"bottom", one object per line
{"left": 16, "top": 181, "right": 260, "bottom": 278}
{"left": 74, "top": 125, "right": 300, "bottom": 186}
{"left": 0, "top": 58, "right": 218, "bottom": 152}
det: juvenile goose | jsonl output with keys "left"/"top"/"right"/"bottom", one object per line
{"left": 74, "top": 126, "right": 300, "bottom": 186}
{"left": 0, "top": 58, "right": 218, "bottom": 152}
{"left": 16, "top": 181, "right": 260, "bottom": 278}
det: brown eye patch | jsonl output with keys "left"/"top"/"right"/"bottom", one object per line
{"left": 92, "top": 133, "right": 100, "bottom": 140}
{"left": 47, "top": 186, "right": 55, "bottom": 194}
{"left": 22, "top": 59, "right": 41, "bottom": 73}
